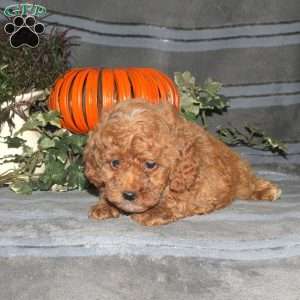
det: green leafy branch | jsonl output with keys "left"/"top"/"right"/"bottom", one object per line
{"left": 0, "top": 111, "right": 88, "bottom": 194}
{"left": 174, "top": 71, "right": 229, "bottom": 126}
{"left": 174, "top": 71, "right": 287, "bottom": 157}
{"left": 216, "top": 125, "right": 288, "bottom": 156}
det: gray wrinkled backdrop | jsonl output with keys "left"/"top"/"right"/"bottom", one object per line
{"left": 1, "top": 0, "right": 299, "bottom": 142}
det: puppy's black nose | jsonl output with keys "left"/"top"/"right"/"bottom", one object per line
{"left": 122, "top": 191, "right": 136, "bottom": 201}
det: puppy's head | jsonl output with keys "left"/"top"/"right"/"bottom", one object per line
{"left": 84, "top": 99, "right": 179, "bottom": 213}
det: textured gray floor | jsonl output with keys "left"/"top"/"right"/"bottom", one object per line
{"left": 1, "top": 256, "right": 300, "bottom": 300}
{"left": 0, "top": 167, "right": 299, "bottom": 299}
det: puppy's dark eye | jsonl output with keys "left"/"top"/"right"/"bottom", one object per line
{"left": 144, "top": 161, "right": 157, "bottom": 170}
{"left": 111, "top": 159, "right": 120, "bottom": 169}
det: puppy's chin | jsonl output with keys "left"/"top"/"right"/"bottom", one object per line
{"left": 106, "top": 197, "right": 160, "bottom": 213}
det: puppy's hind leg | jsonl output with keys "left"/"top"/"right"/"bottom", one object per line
{"left": 235, "top": 160, "right": 281, "bottom": 202}
{"left": 250, "top": 177, "right": 282, "bottom": 201}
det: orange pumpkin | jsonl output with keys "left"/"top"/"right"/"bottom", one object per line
{"left": 48, "top": 67, "right": 180, "bottom": 134}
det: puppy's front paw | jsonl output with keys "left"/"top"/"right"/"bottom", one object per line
{"left": 130, "top": 209, "right": 175, "bottom": 226}
{"left": 130, "top": 214, "right": 160, "bottom": 226}
{"left": 89, "top": 202, "right": 120, "bottom": 220}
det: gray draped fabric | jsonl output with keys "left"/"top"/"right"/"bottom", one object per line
{"left": 1, "top": 0, "right": 299, "bottom": 142}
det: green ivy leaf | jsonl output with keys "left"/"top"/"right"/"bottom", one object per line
{"left": 174, "top": 71, "right": 228, "bottom": 126}
{"left": 39, "top": 136, "right": 56, "bottom": 149}
{"left": 65, "top": 135, "right": 87, "bottom": 154}
{"left": 43, "top": 110, "right": 61, "bottom": 128}
{"left": 18, "top": 113, "right": 45, "bottom": 133}
{"left": 37, "top": 174, "right": 53, "bottom": 191}
{"left": 180, "top": 111, "right": 197, "bottom": 121}
{"left": 51, "top": 129, "right": 66, "bottom": 138}
{"left": 66, "top": 134, "right": 87, "bottom": 147}
{"left": 54, "top": 135, "right": 71, "bottom": 152}
{"left": 48, "top": 148, "right": 68, "bottom": 163}
{"left": 180, "top": 94, "right": 199, "bottom": 115}
{"left": 9, "top": 180, "right": 32, "bottom": 195}
{"left": 3, "top": 136, "right": 26, "bottom": 148}
{"left": 66, "top": 163, "right": 87, "bottom": 190}
{"left": 45, "top": 159, "right": 66, "bottom": 183}
{"left": 18, "top": 111, "right": 61, "bottom": 134}
{"left": 174, "top": 71, "right": 195, "bottom": 89}
{"left": 203, "top": 78, "right": 222, "bottom": 95}
{"left": 182, "top": 71, "right": 196, "bottom": 87}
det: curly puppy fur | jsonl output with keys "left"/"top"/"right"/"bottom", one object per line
{"left": 84, "top": 99, "right": 281, "bottom": 226}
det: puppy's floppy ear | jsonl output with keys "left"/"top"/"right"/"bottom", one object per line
{"left": 169, "top": 138, "right": 201, "bottom": 193}
{"left": 157, "top": 102, "right": 179, "bottom": 128}
{"left": 98, "top": 109, "right": 110, "bottom": 126}
{"left": 83, "top": 125, "right": 105, "bottom": 189}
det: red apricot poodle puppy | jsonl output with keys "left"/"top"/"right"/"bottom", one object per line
{"left": 84, "top": 99, "right": 281, "bottom": 226}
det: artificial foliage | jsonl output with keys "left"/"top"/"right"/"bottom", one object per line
{"left": 175, "top": 71, "right": 229, "bottom": 126}
{"left": 216, "top": 126, "right": 287, "bottom": 156}
{"left": 175, "top": 71, "right": 287, "bottom": 155}
{"left": 0, "top": 111, "right": 88, "bottom": 194}
{"left": 0, "top": 23, "right": 75, "bottom": 131}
